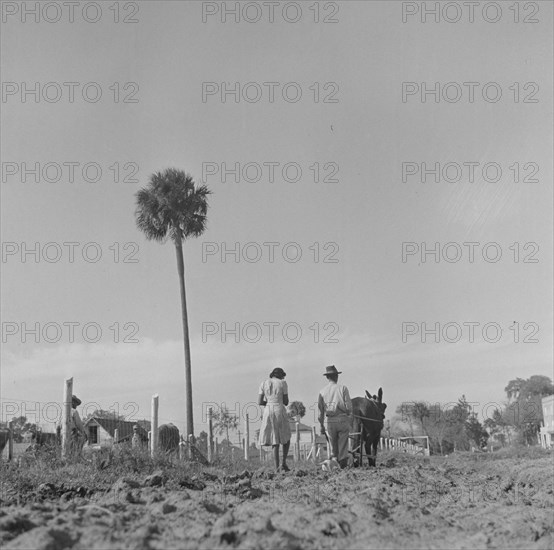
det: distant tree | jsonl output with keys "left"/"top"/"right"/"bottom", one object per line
{"left": 466, "top": 414, "right": 489, "bottom": 449}
{"left": 426, "top": 403, "right": 451, "bottom": 455}
{"left": 484, "top": 408, "right": 511, "bottom": 447}
{"left": 287, "top": 401, "right": 306, "bottom": 422}
{"left": 397, "top": 401, "right": 430, "bottom": 437}
{"left": 504, "top": 375, "right": 554, "bottom": 445}
{"left": 395, "top": 403, "right": 415, "bottom": 437}
{"left": 445, "top": 396, "right": 474, "bottom": 451}
{"left": 212, "top": 407, "right": 239, "bottom": 442}
{"left": 396, "top": 396, "right": 491, "bottom": 454}
{"left": 10, "top": 416, "right": 37, "bottom": 443}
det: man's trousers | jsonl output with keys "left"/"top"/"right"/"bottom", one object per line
{"left": 325, "top": 415, "right": 351, "bottom": 463}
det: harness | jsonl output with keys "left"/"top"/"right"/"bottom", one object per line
{"left": 351, "top": 412, "right": 384, "bottom": 424}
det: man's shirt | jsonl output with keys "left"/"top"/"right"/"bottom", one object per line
{"left": 318, "top": 381, "right": 352, "bottom": 424}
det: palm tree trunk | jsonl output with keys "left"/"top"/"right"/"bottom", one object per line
{"left": 175, "top": 235, "right": 194, "bottom": 438}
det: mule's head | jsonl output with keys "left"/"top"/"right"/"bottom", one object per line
{"left": 365, "top": 387, "right": 387, "bottom": 420}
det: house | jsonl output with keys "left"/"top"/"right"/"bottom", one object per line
{"left": 289, "top": 421, "right": 316, "bottom": 444}
{"left": 253, "top": 421, "right": 316, "bottom": 445}
{"left": 539, "top": 395, "right": 554, "bottom": 449}
{"left": 84, "top": 416, "right": 150, "bottom": 447}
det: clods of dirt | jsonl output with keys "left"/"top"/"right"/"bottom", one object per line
{"left": 2, "top": 451, "right": 553, "bottom": 549}
{"left": 178, "top": 476, "right": 206, "bottom": 491}
{"left": 144, "top": 471, "right": 166, "bottom": 487}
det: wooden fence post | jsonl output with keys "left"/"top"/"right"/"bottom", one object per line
{"left": 151, "top": 394, "right": 159, "bottom": 457}
{"left": 61, "top": 377, "right": 73, "bottom": 459}
{"left": 244, "top": 413, "right": 249, "bottom": 461}
{"left": 207, "top": 407, "right": 214, "bottom": 463}
{"left": 215, "top": 437, "right": 219, "bottom": 459}
{"left": 114, "top": 428, "right": 119, "bottom": 445}
{"left": 7, "top": 420, "right": 14, "bottom": 461}
{"left": 359, "top": 424, "right": 364, "bottom": 464}
{"left": 295, "top": 422, "right": 300, "bottom": 461}
{"left": 311, "top": 426, "right": 317, "bottom": 463}
{"left": 187, "top": 434, "right": 195, "bottom": 460}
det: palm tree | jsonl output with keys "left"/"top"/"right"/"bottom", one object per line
{"left": 135, "top": 168, "right": 211, "bottom": 438}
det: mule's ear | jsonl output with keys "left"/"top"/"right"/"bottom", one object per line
{"left": 378, "top": 388, "right": 383, "bottom": 402}
{"left": 365, "top": 390, "right": 372, "bottom": 400}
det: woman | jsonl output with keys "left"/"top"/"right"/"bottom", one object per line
{"left": 258, "top": 367, "right": 291, "bottom": 472}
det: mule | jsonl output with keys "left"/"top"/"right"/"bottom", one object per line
{"left": 351, "top": 387, "right": 387, "bottom": 467}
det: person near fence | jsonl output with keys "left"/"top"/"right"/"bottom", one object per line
{"left": 70, "top": 395, "right": 87, "bottom": 457}
{"left": 131, "top": 425, "right": 143, "bottom": 449}
{"left": 258, "top": 367, "right": 291, "bottom": 472}
{"left": 318, "top": 365, "right": 352, "bottom": 469}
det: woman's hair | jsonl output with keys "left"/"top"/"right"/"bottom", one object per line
{"left": 270, "top": 367, "right": 285, "bottom": 379}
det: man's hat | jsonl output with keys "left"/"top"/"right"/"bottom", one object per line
{"left": 72, "top": 395, "right": 82, "bottom": 406}
{"left": 270, "top": 367, "right": 286, "bottom": 378}
{"left": 323, "top": 365, "right": 342, "bottom": 376}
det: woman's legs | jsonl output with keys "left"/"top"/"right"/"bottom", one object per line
{"left": 281, "top": 441, "right": 290, "bottom": 470}
{"left": 272, "top": 444, "right": 279, "bottom": 469}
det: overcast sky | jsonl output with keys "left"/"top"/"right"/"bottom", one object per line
{"left": 1, "top": 1, "right": 552, "bottom": 436}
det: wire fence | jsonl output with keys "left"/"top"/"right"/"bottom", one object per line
{"left": 2, "top": 387, "right": 427, "bottom": 464}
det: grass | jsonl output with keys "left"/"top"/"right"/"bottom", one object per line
{"left": 0, "top": 443, "right": 280, "bottom": 505}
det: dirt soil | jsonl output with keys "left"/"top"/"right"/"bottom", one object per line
{"left": 1, "top": 451, "right": 552, "bottom": 550}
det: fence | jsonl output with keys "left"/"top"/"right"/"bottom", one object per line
{"left": 379, "top": 436, "right": 431, "bottom": 456}
{"left": 1, "top": 379, "right": 430, "bottom": 464}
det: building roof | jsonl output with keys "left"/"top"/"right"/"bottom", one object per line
{"left": 289, "top": 421, "right": 314, "bottom": 432}
{"left": 84, "top": 417, "right": 150, "bottom": 442}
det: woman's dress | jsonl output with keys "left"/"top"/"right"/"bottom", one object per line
{"left": 258, "top": 378, "right": 291, "bottom": 446}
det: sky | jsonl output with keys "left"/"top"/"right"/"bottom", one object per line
{"left": 1, "top": 1, "right": 552, "bottom": 438}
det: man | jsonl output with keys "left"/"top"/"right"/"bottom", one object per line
{"left": 318, "top": 365, "right": 352, "bottom": 469}
{"left": 69, "top": 395, "right": 87, "bottom": 458}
